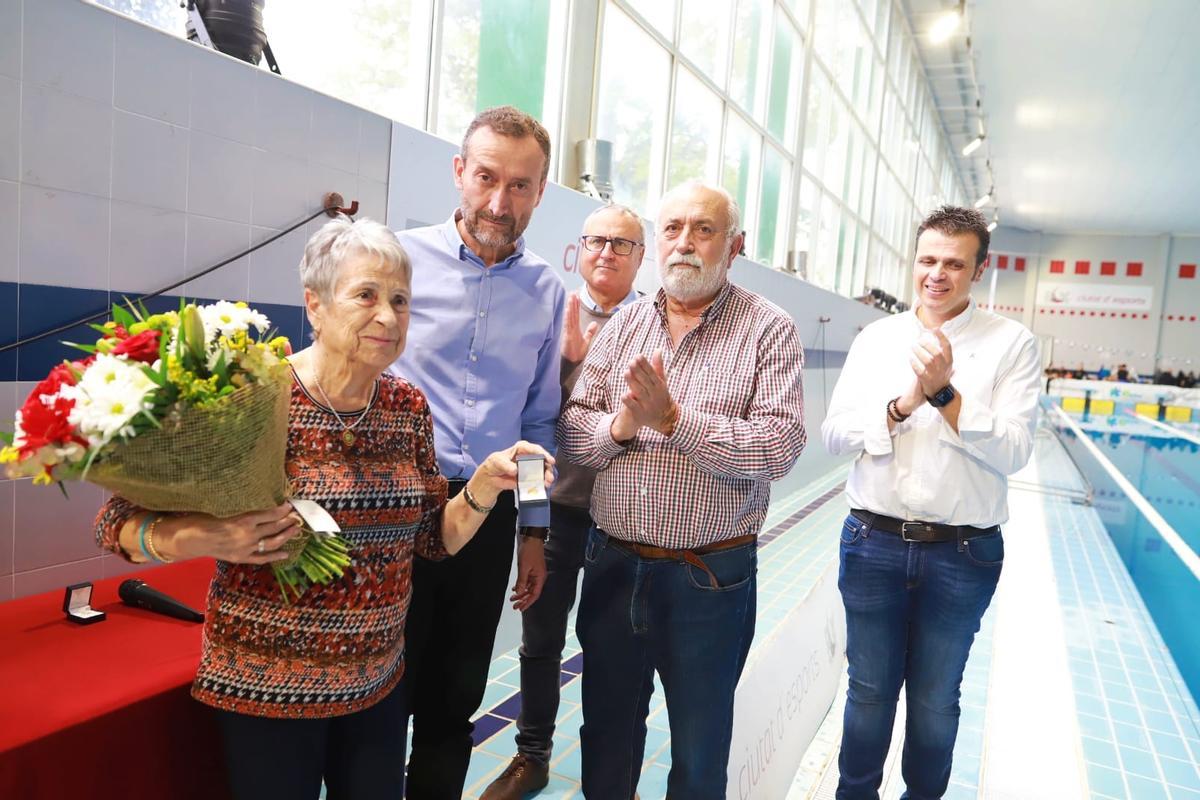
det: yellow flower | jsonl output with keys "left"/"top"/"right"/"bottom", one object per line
{"left": 0, "top": 446, "right": 19, "bottom": 464}
{"left": 33, "top": 471, "right": 54, "bottom": 486}
{"left": 129, "top": 322, "right": 149, "bottom": 335}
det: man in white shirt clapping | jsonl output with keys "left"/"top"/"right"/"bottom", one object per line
{"left": 822, "top": 205, "right": 1041, "bottom": 800}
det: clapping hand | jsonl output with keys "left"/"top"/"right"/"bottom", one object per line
{"left": 562, "top": 293, "right": 600, "bottom": 364}
{"left": 909, "top": 328, "right": 954, "bottom": 396}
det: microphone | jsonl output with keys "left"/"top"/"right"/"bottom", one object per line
{"left": 118, "top": 579, "right": 204, "bottom": 623}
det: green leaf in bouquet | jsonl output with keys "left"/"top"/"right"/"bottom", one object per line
{"left": 141, "top": 364, "right": 166, "bottom": 387}
{"left": 63, "top": 341, "right": 98, "bottom": 355}
{"left": 111, "top": 302, "right": 136, "bottom": 330}
{"left": 212, "top": 350, "right": 230, "bottom": 386}
{"left": 0, "top": 430, "right": 13, "bottom": 446}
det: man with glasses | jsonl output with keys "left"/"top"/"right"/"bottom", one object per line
{"left": 482, "top": 204, "right": 646, "bottom": 799}
{"left": 558, "top": 181, "right": 806, "bottom": 799}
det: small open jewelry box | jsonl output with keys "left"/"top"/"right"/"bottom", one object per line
{"left": 63, "top": 582, "right": 107, "bottom": 625}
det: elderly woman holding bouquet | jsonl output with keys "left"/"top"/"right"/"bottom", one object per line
{"left": 93, "top": 217, "right": 553, "bottom": 800}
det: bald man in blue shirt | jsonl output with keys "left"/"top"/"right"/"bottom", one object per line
{"left": 389, "top": 105, "right": 566, "bottom": 799}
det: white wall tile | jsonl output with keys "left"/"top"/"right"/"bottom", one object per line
{"left": 0, "top": 382, "right": 15, "bottom": 447}
{"left": 112, "top": 111, "right": 188, "bottom": 212}
{"left": 110, "top": 201, "right": 186, "bottom": 294}
{"left": 307, "top": 163, "right": 357, "bottom": 223}
{"left": 19, "top": 186, "right": 109, "bottom": 290}
{"left": 13, "top": 478, "right": 105, "bottom": 571}
{"left": 14, "top": 557, "right": 105, "bottom": 599}
{"left": 20, "top": 84, "right": 112, "bottom": 197}
{"left": 0, "top": 0, "right": 21, "bottom": 80}
{"left": 188, "top": 130, "right": 254, "bottom": 223}
{"left": 252, "top": 149, "right": 312, "bottom": 228}
{"left": 183, "top": 215, "right": 250, "bottom": 301}
{"left": 248, "top": 225, "right": 306, "bottom": 306}
{"left": 189, "top": 46, "right": 258, "bottom": 146}
{"left": 359, "top": 113, "right": 392, "bottom": 184}
{"left": 357, "top": 178, "right": 389, "bottom": 225}
{"left": 0, "top": 76, "right": 17, "bottom": 182}
{"left": 311, "top": 93, "right": 361, "bottom": 175}
{"left": 254, "top": 71, "right": 312, "bottom": 160}
{"left": 0, "top": 476, "right": 12, "bottom": 577}
{"left": 23, "top": 0, "right": 114, "bottom": 103}
{"left": 0, "top": 180, "right": 16, "bottom": 283}
{"left": 114, "top": 20, "right": 191, "bottom": 127}
{"left": 102, "top": 553, "right": 147, "bottom": 579}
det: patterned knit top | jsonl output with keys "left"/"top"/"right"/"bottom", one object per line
{"left": 95, "top": 374, "right": 449, "bottom": 719}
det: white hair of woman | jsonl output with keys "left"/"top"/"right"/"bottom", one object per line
{"left": 298, "top": 216, "right": 412, "bottom": 301}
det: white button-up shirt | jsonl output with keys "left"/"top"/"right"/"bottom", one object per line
{"left": 822, "top": 299, "right": 1041, "bottom": 527}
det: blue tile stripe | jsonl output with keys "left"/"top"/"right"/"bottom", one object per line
{"left": 468, "top": 481, "right": 847, "bottom": 747}
{"left": 0, "top": 281, "right": 306, "bottom": 381}
{"left": 0, "top": 281, "right": 845, "bottom": 382}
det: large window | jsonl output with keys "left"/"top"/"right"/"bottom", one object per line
{"left": 596, "top": 6, "right": 671, "bottom": 214}
{"left": 100, "top": 0, "right": 968, "bottom": 302}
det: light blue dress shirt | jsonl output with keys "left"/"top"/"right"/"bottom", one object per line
{"left": 390, "top": 214, "right": 566, "bottom": 502}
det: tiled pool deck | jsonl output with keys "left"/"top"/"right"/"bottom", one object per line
{"left": 459, "top": 427, "right": 1200, "bottom": 799}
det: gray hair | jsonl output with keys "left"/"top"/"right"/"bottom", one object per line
{"left": 298, "top": 217, "right": 411, "bottom": 299}
{"left": 656, "top": 180, "right": 742, "bottom": 237}
{"left": 584, "top": 202, "right": 643, "bottom": 233}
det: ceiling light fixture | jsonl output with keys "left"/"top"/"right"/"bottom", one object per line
{"left": 928, "top": 10, "right": 960, "bottom": 43}
{"left": 987, "top": 217, "right": 999, "bottom": 233}
{"left": 962, "top": 135, "right": 984, "bottom": 156}
{"left": 974, "top": 190, "right": 993, "bottom": 208}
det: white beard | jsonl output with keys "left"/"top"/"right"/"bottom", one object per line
{"left": 659, "top": 252, "right": 728, "bottom": 302}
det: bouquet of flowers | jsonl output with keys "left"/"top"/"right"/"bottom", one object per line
{"left": 1, "top": 300, "right": 350, "bottom": 601}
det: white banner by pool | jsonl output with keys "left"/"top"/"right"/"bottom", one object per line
{"left": 726, "top": 563, "right": 846, "bottom": 799}
{"left": 1036, "top": 282, "right": 1154, "bottom": 311}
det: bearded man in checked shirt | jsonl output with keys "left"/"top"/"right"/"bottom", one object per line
{"left": 823, "top": 205, "right": 1041, "bottom": 800}
{"left": 557, "top": 181, "right": 807, "bottom": 799}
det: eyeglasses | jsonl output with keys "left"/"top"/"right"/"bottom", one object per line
{"left": 580, "top": 235, "right": 643, "bottom": 256}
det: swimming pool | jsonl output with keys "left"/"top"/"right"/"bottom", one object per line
{"left": 1048, "top": 407, "right": 1200, "bottom": 704}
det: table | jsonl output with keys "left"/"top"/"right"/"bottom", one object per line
{"left": 0, "top": 559, "right": 231, "bottom": 799}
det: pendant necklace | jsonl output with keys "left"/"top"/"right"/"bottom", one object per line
{"left": 311, "top": 369, "right": 377, "bottom": 447}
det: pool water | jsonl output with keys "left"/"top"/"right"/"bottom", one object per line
{"left": 1053, "top": 411, "right": 1200, "bottom": 704}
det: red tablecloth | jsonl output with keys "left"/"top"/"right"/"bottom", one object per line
{"left": 0, "top": 559, "right": 231, "bottom": 799}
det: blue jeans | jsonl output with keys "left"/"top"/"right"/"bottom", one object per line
{"left": 836, "top": 513, "right": 1003, "bottom": 800}
{"left": 577, "top": 527, "right": 757, "bottom": 800}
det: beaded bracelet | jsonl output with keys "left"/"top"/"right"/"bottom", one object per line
{"left": 462, "top": 484, "right": 494, "bottom": 514}
{"left": 887, "top": 397, "right": 911, "bottom": 424}
{"left": 144, "top": 515, "right": 172, "bottom": 564}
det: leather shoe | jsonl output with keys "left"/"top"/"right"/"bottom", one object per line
{"left": 480, "top": 754, "right": 550, "bottom": 799}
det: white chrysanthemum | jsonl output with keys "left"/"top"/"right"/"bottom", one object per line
{"left": 61, "top": 354, "right": 158, "bottom": 447}
{"left": 199, "top": 301, "right": 270, "bottom": 340}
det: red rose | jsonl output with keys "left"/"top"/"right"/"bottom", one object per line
{"left": 110, "top": 330, "right": 161, "bottom": 363}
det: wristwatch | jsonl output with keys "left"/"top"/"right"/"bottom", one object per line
{"left": 926, "top": 384, "right": 957, "bottom": 408}
{"left": 519, "top": 526, "right": 550, "bottom": 543}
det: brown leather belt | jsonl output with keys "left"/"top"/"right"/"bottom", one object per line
{"left": 850, "top": 509, "right": 999, "bottom": 543}
{"left": 601, "top": 531, "right": 757, "bottom": 589}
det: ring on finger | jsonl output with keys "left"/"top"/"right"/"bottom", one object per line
{"left": 257, "top": 539, "right": 265, "bottom": 554}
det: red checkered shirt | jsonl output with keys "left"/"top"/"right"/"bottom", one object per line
{"left": 557, "top": 282, "right": 807, "bottom": 549}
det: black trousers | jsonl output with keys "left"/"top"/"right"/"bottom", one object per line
{"left": 515, "top": 501, "right": 591, "bottom": 764}
{"left": 215, "top": 676, "right": 409, "bottom": 800}
{"left": 405, "top": 482, "right": 517, "bottom": 799}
